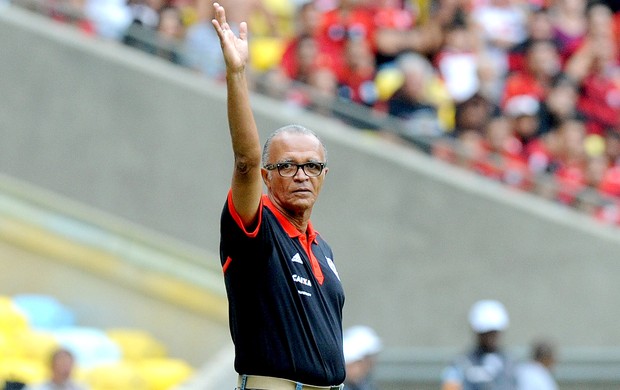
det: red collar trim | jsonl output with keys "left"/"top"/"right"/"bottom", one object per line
{"left": 263, "top": 195, "right": 317, "bottom": 243}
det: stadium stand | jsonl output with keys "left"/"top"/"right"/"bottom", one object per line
{"left": 2, "top": 1, "right": 620, "bottom": 389}
{"left": 0, "top": 294, "right": 194, "bottom": 389}
{"left": 8, "top": 0, "right": 619, "bottom": 227}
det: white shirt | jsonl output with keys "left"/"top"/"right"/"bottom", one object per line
{"left": 516, "top": 361, "right": 558, "bottom": 390}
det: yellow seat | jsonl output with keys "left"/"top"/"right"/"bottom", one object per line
{"left": 0, "top": 357, "right": 49, "bottom": 385}
{"left": 85, "top": 362, "right": 148, "bottom": 390}
{"left": 249, "top": 37, "right": 286, "bottom": 72}
{"left": 14, "top": 329, "right": 59, "bottom": 363}
{"left": 106, "top": 329, "right": 166, "bottom": 362}
{"left": 0, "top": 296, "right": 29, "bottom": 335}
{"left": 136, "top": 358, "right": 193, "bottom": 390}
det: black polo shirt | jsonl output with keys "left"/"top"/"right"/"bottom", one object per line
{"left": 220, "top": 191, "right": 346, "bottom": 386}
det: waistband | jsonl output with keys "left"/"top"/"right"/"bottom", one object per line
{"left": 236, "top": 374, "right": 344, "bottom": 390}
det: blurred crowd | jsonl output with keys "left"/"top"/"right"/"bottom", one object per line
{"left": 9, "top": 0, "right": 620, "bottom": 225}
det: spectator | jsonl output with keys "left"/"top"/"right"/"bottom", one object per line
{"left": 387, "top": 52, "right": 451, "bottom": 149}
{"left": 515, "top": 340, "right": 558, "bottom": 390}
{"left": 604, "top": 129, "right": 620, "bottom": 166}
{"left": 441, "top": 299, "right": 517, "bottom": 390}
{"left": 548, "top": 0, "right": 588, "bottom": 62}
{"left": 372, "top": 0, "right": 439, "bottom": 66}
{"left": 122, "top": 0, "right": 166, "bottom": 53}
{"left": 470, "top": 0, "right": 529, "bottom": 102}
{"left": 154, "top": 5, "right": 185, "bottom": 63}
{"left": 184, "top": 0, "right": 227, "bottom": 79}
{"left": 315, "top": 0, "right": 377, "bottom": 78}
{"left": 83, "top": 0, "right": 131, "bottom": 39}
{"left": 343, "top": 325, "right": 382, "bottom": 390}
{"left": 502, "top": 39, "right": 562, "bottom": 108}
{"left": 279, "top": 1, "right": 327, "bottom": 82}
{"left": 503, "top": 94, "right": 542, "bottom": 151}
{"left": 549, "top": 118, "right": 588, "bottom": 205}
{"left": 336, "top": 38, "right": 378, "bottom": 107}
{"left": 25, "top": 348, "right": 89, "bottom": 390}
{"left": 434, "top": 20, "right": 482, "bottom": 103}
{"left": 481, "top": 115, "right": 531, "bottom": 190}
{"left": 509, "top": 8, "right": 554, "bottom": 73}
{"left": 564, "top": 3, "right": 620, "bottom": 135}
{"left": 536, "top": 74, "right": 583, "bottom": 136}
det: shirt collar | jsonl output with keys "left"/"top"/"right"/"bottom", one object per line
{"left": 263, "top": 194, "right": 317, "bottom": 242}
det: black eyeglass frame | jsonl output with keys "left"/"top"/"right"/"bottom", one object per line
{"left": 263, "top": 162, "right": 327, "bottom": 177}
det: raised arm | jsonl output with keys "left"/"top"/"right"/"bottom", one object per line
{"left": 212, "top": 2, "right": 263, "bottom": 227}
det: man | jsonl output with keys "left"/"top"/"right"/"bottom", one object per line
{"left": 212, "top": 3, "right": 346, "bottom": 390}
{"left": 441, "top": 299, "right": 517, "bottom": 390}
{"left": 342, "top": 325, "right": 382, "bottom": 390}
{"left": 515, "top": 340, "right": 558, "bottom": 390}
{"left": 25, "top": 348, "right": 88, "bottom": 390}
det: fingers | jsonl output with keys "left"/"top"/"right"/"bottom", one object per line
{"left": 213, "top": 2, "right": 227, "bottom": 26}
{"left": 239, "top": 21, "right": 247, "bottom": 41}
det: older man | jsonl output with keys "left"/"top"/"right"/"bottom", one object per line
{"left": 212, "top": 3, "right": 345, "bottom": 389}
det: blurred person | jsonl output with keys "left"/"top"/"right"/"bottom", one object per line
{"left": 387, "top": 52, "right": 452, "bottom": 149}
{"left": 564, "top": 3, "right": 620, "bottom": 135}
{"left": 315, "top": 0, "right": 377, "bottom": 77}
{"left": 121, "top": 0, "right": 167, "bottom": 53}
{"left": 434, "top": 20, "right": 482, "bottom": 103}
{"left": 184, "top": 0, "right": 227, "bottom": 79}
{"left": 454, "top": 92, "right": 497, "bottom": 134}
{"left": 536, "top": 74, "right": 583, "bottom": 135}
{"left": 502, "top": 39, "right": 562, "bottom": 108}
{"left": 279, "top": 1, "right": 325, "bottom": 82}
{"left": 470, "top": 0, "right": 529, "bottom": 97}
{"left": 508, "top": 8, "right": 554, "bottom": 72}
{"left": 441, "top": 299, "right": 517, "bottom": 390}
{"left": 25, "top": 348, "right": 88, "bottom": 390}
{"left": 548, "top": 0, "right": 588, "bottom": 62}
{"left": 83, "top": 0, "right": 131, "bottom": 39}
{"left": 515, "top": 340, "right": 558, "bottom": 390}
{"left": 154, "top": 5, "right": 185, "bottom": 63}
{"left": 503, "top": 94, "right": 542, "bottom": 151}
{"left": 336, "top": 38, "right": 378, "bottom": 107}
{"left": 212, "top": 3, "right": 346, "bottom": 389}
{"left": 371, "top": 0, "right": 418, "bottom": 66}
{"left": 481, "top": 115, "right": 531, "bottom": 189}
{"left": 604, "top": 129, "right": 620, "bottom": 166}
{"left": 342, "top": 325, "right": 382, "bottom": 390}
{"left": 548, "top": 118, "right": 588, "bottom": 205}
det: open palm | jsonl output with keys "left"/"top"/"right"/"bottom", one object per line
{"left": 212, "top": 2, "right": 249, "bottom": 73}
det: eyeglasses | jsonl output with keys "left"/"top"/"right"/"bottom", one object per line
{"left": 264, "top": 162, "right": 326, "bottom": 177}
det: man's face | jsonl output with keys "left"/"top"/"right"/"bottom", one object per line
{"left": 478, "top": 330, "right": 500, "bottom": 353}
{"left": 262, "top": 132, "right": 328, "bottom": 215}
{"left": 52, "top": 352, "right": 74, "bottom": 383}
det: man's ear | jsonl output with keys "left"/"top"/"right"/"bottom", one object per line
{"left": 261, "top": 168, "right": 270, "bottom": 187}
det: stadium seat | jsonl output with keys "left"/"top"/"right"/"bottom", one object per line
{"left": 13, "top": 329, "right": 59, "bottom": 363}
{"left": 249, "top": 37, "right": 286, "bottom": 72}
{"left": 106, "top": 328, "right": 166, "bottom": 361}
{"left": 136, "top": 358, "right": 193, "bottom": 390}
{"left": 0, "top": 296, "right": 29, "bottom": 335}
{"left": 85, "top": 362, "right": 148, "bottom": 390}
{"left": 0, "top": 358, "right": 48, "bottom": 385}
{"left": 12, "top": 294, "right": 75, "bottom": 330}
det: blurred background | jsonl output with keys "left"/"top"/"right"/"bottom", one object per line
{"left": 1, "top": 0, "right": 620, "bottom": 389}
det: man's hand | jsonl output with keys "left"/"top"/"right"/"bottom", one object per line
{"left": 211, "top": 2, "right": 249, "bottom": 73}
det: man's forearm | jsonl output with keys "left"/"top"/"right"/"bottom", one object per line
{"left": 226, "top": 70, "right": 261, "bottom": 165}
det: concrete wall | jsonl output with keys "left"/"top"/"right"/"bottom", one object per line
{"left": 2, "top": 5, "right": 620, "bottom": 359}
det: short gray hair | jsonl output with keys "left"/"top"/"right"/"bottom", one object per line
{"left": 262, "top": 124, "right": 328, "bottom": 166}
